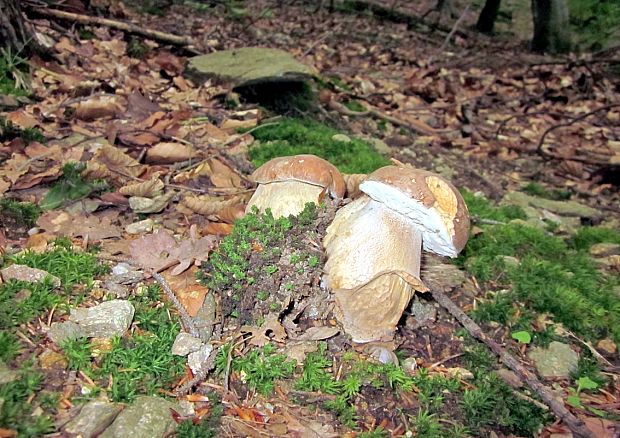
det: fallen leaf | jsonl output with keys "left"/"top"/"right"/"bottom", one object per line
{"left": 75, "top": 95, "right": 124, "bottom": 121}
{"left": 145, "top": 142, "right": 198, "bottom": 164}
{"left": 119, "top": 174, "right": 165, "bottom": 197}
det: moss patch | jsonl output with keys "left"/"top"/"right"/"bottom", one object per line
{"left": 249, "top": 118, "right": 390, "bottom": 174}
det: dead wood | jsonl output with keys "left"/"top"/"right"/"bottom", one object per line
{"left": 25, "top": 6, "right": 194, "bottom": 47}
{"left": 429, "top": 288, "right": 596, "bottom": 438}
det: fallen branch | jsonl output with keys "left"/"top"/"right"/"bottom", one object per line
{"left": 429, "top": 288, "right": 595, "bottom": 438}
{"left": 152, "top": 271, "right": 200, "bottom": 338}
{"left": 26, "top": 7, "right": 194, "bottom": 47}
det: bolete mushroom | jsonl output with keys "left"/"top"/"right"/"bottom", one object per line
{"left": 322, "top": 165, "right": 470, "bottom": 343}
{"left": 246, "top": 154, "right": 346, "bottom": 218}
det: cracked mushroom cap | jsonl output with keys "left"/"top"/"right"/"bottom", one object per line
{"left": 359, "top": 166, "right": 470, "bottom": 257}
{"left": 250, "top": 154, "right": 346, "bottom": 198}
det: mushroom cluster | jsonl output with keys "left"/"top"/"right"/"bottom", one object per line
{"left": 322, "top": 165, "right": 470, "bottom": 343}
{"left": 244, "top": 155, "right": 470, "bottom": 345}
{"left": 245, "top": 154, "right": 345, "bottom": 218}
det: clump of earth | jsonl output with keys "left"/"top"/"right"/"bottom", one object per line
{"left": 200, "top": 202, "right": 338, "bottom": 327}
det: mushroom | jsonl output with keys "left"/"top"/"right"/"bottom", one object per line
{"left": 322, "top": 165, "right": 470, "bottom": 343}
{"left": 246, "top": 154, "right": 346, "bottom": 218}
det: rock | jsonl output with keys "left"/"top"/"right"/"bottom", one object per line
{"left": 0, "top": 264, "right": 61, "bottom": 288}
{"left": 194, "top": 292, "right": 216, "bottom": 342}
{"left": 171, "top": 332, "right": 203, "bottom": 356}
{"left": 39, "top": 349, "right": 68, "bottom": 369}
{"left": 64, "top": 400, "right": 123, "bottom": 438}
{"left": 0, "top": 361, "right": 18, "bottom": 384}
{"left": 48, "top": 321, "right": 85, "bottom": 344}
{"left": 407, "top": 298, "right": 437, "bottom": 329}
{"left": 589, "top": 243, "right": 620, "bottom": 257}
{"left": 502, "top": 192, "right": 599, "bottom": 219}
{"left": 366, "top": 138, "right": 392, "bottom": 155}
{"left": 402, "top": 357, "right": 418, "bottom": 375}
{"left": 187, "top": 47, "right": 315, "bottom": 89}
{"left": 500, "top": 255, "right": 520, "bottom": 268}
{"left": 187, "top": 343, "right": 214, "bottom": 376}
{"left": 331, "top": 133, "right": 351, "bottom": 143}
{"left": 528, "top": 341, "right": 578, "bottom": 378}
{"left": 125, "top": 219, "right": 155, "bottom": 235}
{"left": 495, "top": 368, "right": 523, "bottom": 388}
{"left": 99, "top": 396, "right": 178, "bottom": 438}
{"left": 69, "top": 300, "right": 135, "bottom": 338}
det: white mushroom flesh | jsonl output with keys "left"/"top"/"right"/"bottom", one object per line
{"left": 359, "top": 179, "right": 460, "bottom": 257}
{"left": 245, "top": 181, "right": 325, "bottom": 218}
{"left": 323, "top": 196, "right": 423, "bottom": 290}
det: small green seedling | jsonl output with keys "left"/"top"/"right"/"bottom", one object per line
{"left": 566, "top": 376, "right": 600, "bottom": 409}
{"left": 511, "top": 331, "right": 532, "bottom": 344}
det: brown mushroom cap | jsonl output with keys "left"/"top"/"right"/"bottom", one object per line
{"left": 251, "top": 154, "right": 346, "bottom": 199}
{"left": 359, "top": 165, "right": 470, "bottom": 257}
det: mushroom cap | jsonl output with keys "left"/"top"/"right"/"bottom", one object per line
{"left": 359, "top": 166, "right": 470, "bottom": 257}
{"left": 250, "top": 154, "right": 346, "bottom": 199}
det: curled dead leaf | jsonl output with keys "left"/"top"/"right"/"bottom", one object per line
{"left": 75, "top": 95, "right": 124, "bottom": 121}
{"left": 180, "top": 194, "right": 247, "bottom": 216}
{"left": 128, "top": 192, "right": 175, "bottom": 214}
{"left": 119, "top": 174, "right": 165, "bottom": 197}
{"left": 145, "top": 142, "right": 199, "bottom": 164}
{"left": 84, "top": 145, "right": 146, "bottom": 186}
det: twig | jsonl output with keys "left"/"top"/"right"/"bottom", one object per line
{"left": 174, "top": 347, "right": 218, "bottom": 396}
{"left": 26, "top": 7, "right": 194, "bottom": 47}
{"left": 536, "top": 104, "right": 620, "bottom": 156}
{"left": 433, "top": 3, "right": 471, "bottom": 59}
{"left": 429, "top": 288, "right": 595, "bottom": 438}
{"left": 152, "top": 271, "right": 199, "bottom": 338}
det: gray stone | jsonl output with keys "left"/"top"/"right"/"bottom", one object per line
{"left": 494, "top": 368, "right": 523, "bottom": 388}
{"left": 64, "top": 400, "right": 123, "bottom": 438}
{"left": 331, "top": 134, "right": 351, "bottom": 143}
{"left": 187, "top": 47, "right": 315, "bottom": 89}
{"left": 171, "top": 332, "right": 203, "bottom": 356}
{"left": 48, "top": 321, "right": 85, "bottom": 344}
{"left": 528, "top": 341, "right": 579, "bottom": 378}
{"left": 99, "top": 396, "right": 178, "bottom": 438}
{"left": 125, "top": 219, "right": 154, "bottom": 235}
{"left": 0, "top": 264, "right": 61, "bottom": 288}
{"left": 407, "top": 298, "right": 437, "bottom": 329}
{"left": 194, "top": 292, "right": 216, "bottom": 342}
{"left": 70, "top": 300, "right": 134, "bottom": 338}
{"left": 589, "top": 243, "right": 620, "bottom": 257}
{"left": 187, "top": 343, "right": 214, "bottom": 376}
{"left": 365, "top": 137, "right": 392, "bottom": 155}
{"left": 0, "top": 361, "right": 18, "bottom": 384}
{"left": 502, "top": 192, "right": 599, "bottom": 219}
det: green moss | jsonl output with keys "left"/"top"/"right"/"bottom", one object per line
{"left": 0, "top": 47, "right": 30, "bottom": 97}
{"left": 0, "top": 198, "right": 41, "bottom": 228}
{"left": 460, "top": 189, "right": 527, "bottom": 222}
{"left": 249, "top": 118, "right": 390, "bottom": 174}
{"left": 522, "top": 182, "right": 570, "bottom": 201}
{"left": 0, "top": 117, "right": 44, "bottom": 143}
{"left": 0, "top": 361, "right": 54, "bottom": 437}
{"left": 569, "top": 226, "right": 620, "bottom": 251}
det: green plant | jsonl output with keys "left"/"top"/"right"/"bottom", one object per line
{"left": 0, "top": 278, "right": 63, "bottom": 329}
{"left": 522, "top": 182, "right": 571, "bottom": 200}
{"left": 569, "top": 0, "right": 620, "bottom": 50}
{"left": 227, "top": 343, "right": 296, "bottom": 395}
{"left": 0, "top": 198, "right": 41, "bottom": 228}
{"left": 0, "top": 117, "right": 45, "bottom": 143}
{"left": 60, "top": 337, "right": 93, "bottom": 371}
{"left": 295, "top": 342, "right": 340, "bottom": 394}
{"left": 249, "top": 118, "right": 390, "bottom": 174}
{"left": 460, "top": 189, "right": 526, "bottom": 222}
{"left": 0, "top": 361, "right": 54, "bottom": 437}
{"left": 0, "top": 46, "right": 31, "bottom": 96}
{"left": 410, "top": 409, "right": 442, "bottom": 438}
{"left": 358, "top": 426, "right": 389, "bottom": 438}
{"left": 40, "top": 162, "right": 108, "bottom": 210}
{"left": 0, "top": 331, "right": 20, "bottom": 362}
{"left": 96, "top": 290, "right": 185, "bottom": 402}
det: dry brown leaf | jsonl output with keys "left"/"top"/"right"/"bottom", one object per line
{"left": 36, "top": 211, "right": 121, "bottom": 241}
{"left": 180, "top": 194, "right": 245, "bottom": 216}
{"left": 75, "top": 95, "right": 124, "bottom": 121}
{"left": 173, "top": 158, "right": 244, "bottom": 188}
{"left": 128, "top": 192, "right": 175, "bottom": 214}
{"left": 84, "top": 145, "right": 146, "bottom": 185}
{"left": 242, "top": 314, "right": 287, "bottom": 347}
{"left": 118, "top": 131, "right": 160, "bottom": 147}
{"left": 162, "top": 266, "right": 208, "bottom": 317}
{"left": 119, "top": 174, "right": 165, "bottom": 197}
{"left": 216, "top": 204, "right": 246, "bottom": 223}
{"left": 145, "top": 142, "right": 198, "bottom": 164}
{"left": 202, "top": 222, "right": 233, "bottom": 235}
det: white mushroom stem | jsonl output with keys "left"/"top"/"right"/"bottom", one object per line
{"left": 245, "top": 181, "right": 326, "bottom": 218}
{"left": 323, "top": 195, "right": 427, "bottom": 343}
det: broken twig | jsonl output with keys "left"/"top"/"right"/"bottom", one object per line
{"left": 430, "top": 288, "right": 595, "bottom": 438}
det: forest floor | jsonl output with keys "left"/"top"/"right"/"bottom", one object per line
{"left": 0, "top": 1, "right": 619, "bottom": 437}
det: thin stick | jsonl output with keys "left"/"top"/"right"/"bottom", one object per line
{"left": 429, "top": 288, "right": 595, "bottom": 438}
{"left": 435, "top": 3, "right": 471, "bottom": 56}
{"left": 152, "top": 271, "right": 199, "bottom": 338}
{"left": 27, "top": 7, "right": 194, "bottom": 47}
{"left": 536, "top": 104, "right": 620, "bottom": 155}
